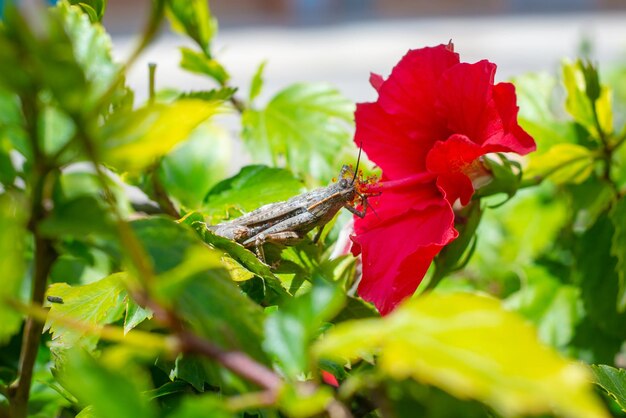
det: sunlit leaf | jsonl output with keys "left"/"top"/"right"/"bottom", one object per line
{"left": 166, "top": 0, "right": 217, "bottom": 54}
{"left": 249, "top": 60, "right": 266, "bottom": 102}
{"left": 562, "top": 60, "right": 613, "bottom": 139}
{"left": 591, "top": 364, "right": 626, "bottom": 412}
{"left": 179, "top": 47, "right": 229, "bottom": 85}
{"left": 58, "top": 1, "right": 120, "bottom": 109}
{"left": 242, "top": 83, "right": 354, "bottom": 182}
{"left": 203, "top": 165, "right": 304, "bottom": 223}
{"left": 610, "top": 197, "right": 626, "bottom": 311}
{"left": 44, "top": 273, "right": 128, "bottom": 351}
{"left": 100, "top": 99, "right": 219, "bottom": 171}
{"left": 524, "top": 143, "right": 594, "bottom": 184}
{"left": 314, "top": 292, "right": 609, "bottom": 418}
{"left": 0, "top": 192, "right": 28, "bottom": 343}
{"left": 159, "top": 123, "right": 231, "bottom": 210}
{"left": 264, "top": 279, "right": 344, "bottom": 378}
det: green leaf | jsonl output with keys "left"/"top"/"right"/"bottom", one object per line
{"left": 0, "top": 192, "right": 28, "bottom": 343}
{"left": 100, "top": 99, "right": 219, "bottom": 171}
{"left": 249, "top": 60, "right": 266, "bottom": 102}
{"left": 524, "top": 143, "right": 594, "bottom": 184}
{"left": 576, "top": 214, "right": 626, "bottom": 338}
{"left": 242, "top": 83, "right": 355, "bottom": 182}
{"left": 0, "top": 145, "right": 17, "bottom": 187}
{"left": 332, "top": 295, "right": 379, "bottom": 323}
{"left": 132, "top": 218, "right": 270, "bottom": 365}
{"left": 264, "top": 279, "right": 344, "bottom": 378}
{"left": 44, "top": 273, "right": 128, "bottom": 351}
{"left": 568, "top": 177, "right": 616, "bottom": 231}
{"left": 314, "top": 292, "right": 609, "bottom": 418}
{"left": 591, "top": 364, "right": 626, "bottom": 412}
{"left": 179, "top": 47, "right": 229, "bottom": 85}
{"left": 38, "top": 195, "right": 116, "bottom": 239}
{"left": 167, "top": 394, "right": 234, "bottom": 418}
{"left": 193, "top": 224, "right": 289, "bottom": 301}
{"left": 179, "top": 87, "right": 237, "bottom": 102}
{"left": 166, "top": 0, "right": 217, "bottom": 54}
{"left": 562, "top": 60, "right": 613, "bottom": 139}
{"left": 505, "top": 265, "right": 583, "bottom": 348}
{"left": 610, "top": 197, "right": 626, "bottom": 311}
{"left": 39, "top": 104, "right": 76, "bottom": 158}
{"left": 203, "top": 165, "right": 304, "bottom": 223}
{"left": 61, "top": 349, "right": 157, "bottom": 418}
{"left": 159, "top": 123, "right": 231, "bottom": 209}
{"left": 68, "top": 0, "right": 106, "bottom": 22}
{"left": 57, "top": 1, "right": 120, "bottom": 110}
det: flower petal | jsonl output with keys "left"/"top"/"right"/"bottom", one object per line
{"left": 488, "top": 82, "right": 536, "bottom": 154}
{"left": 437, "top": 60, "right": 502, "bottom": 145}
{"left": 355, "top": 102, "right": 430, "bottom": 178}
{"left": 377, "top": 45, "right": 459, "bottom": 143}
{"left": 354, "top": 201, "right": 457, "bottom": 315}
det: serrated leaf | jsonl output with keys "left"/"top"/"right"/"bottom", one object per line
{"left": 592, "top": 364, "right": 626, "bottom": 411}
{"left": 57, "top": 1, "right": 120, "bottom": 109}
{"left": 166, "top": 0, "right": 217, "bottom": 54}
{"left": 178, "top": 87, "right": 237, "bottom": 102}
{"left": 610, "top": 197, "right": 626, "bottom": 310}
{"left": 0, "top": 192, "right": 28, "bottom": 343}
{"left": 314, "top": 292, "right": 609, "bottom": 418}
{"left": 577, "top": 214, "right": 626, "bottom": 338}
{"left": 132, "top": 218, "right": 270, "bottom": 365}
{"left": 249, "top": 60, "right": 266, "bottom": 102}
{"left": 203, "top": 165, "right": 304, "bottom": 223}
{"left": 264, "top": 279, "right": 344, "bottom": 378}
{"left": 524, "top": 143, "right": 594, "bottom": 184}
{"left": 159, "top": 123, "right": 231, "bottom": 209}
{"left": 44, "top": 273, "right": 128, "bottom": 351}
{"left": 179, "top": 47, "right": 229, "bottom": 85}
{"left": 100, "top": 99, "right": 219, "bottom": 171}
{"left": 242, "top": 83, "right": 354, "bottom": 182}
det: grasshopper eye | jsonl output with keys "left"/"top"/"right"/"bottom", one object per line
{"left": 339, "top": 178, "right": 349, "bottom": 188}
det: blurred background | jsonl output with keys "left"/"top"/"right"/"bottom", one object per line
{"left": 97, "top": 0, "right": 626, "bottom": 105}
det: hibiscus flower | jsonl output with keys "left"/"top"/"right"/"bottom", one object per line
{"left": 352, "top": 43, "right": 535, "bottom": 315}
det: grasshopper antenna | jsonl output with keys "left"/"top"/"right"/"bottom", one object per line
{"left": 352, "top": 141, "right": 363, "bottom": 184}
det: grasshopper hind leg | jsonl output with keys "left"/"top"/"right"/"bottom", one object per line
{"left": 253, "top": 231, "right": 302, "bottom": 263}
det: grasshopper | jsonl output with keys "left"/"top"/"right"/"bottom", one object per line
{"left": 208, "top": 164, "right": 373, "bottom": 261}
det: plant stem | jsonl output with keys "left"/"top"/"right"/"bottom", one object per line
{"left": 8, "top": 236, "right": 56, "bottom": 418}
{"left": 178, "top": 330, "right": 282, "bottom": 392}
{"left": 8, "top": 95, "right": 58, "bottom": 418}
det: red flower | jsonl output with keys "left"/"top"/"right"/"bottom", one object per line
{"left": 352, "top": 44, "right": 535, "bottom": 315}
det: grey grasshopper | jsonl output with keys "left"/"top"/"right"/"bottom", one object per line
{"left": 208, "top": 164, "right": 374, "bottom": 261}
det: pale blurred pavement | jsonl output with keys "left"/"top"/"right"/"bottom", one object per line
{"left": 112, "top": 12, "right": 626, "bottom": 105}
